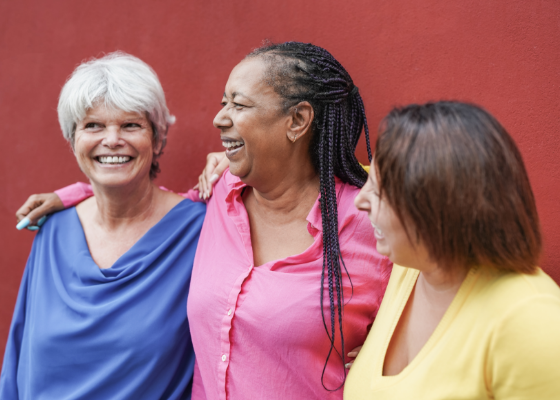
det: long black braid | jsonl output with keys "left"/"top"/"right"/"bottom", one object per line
{"left": 247, "top": 42, "right": 372, "bottom": 390}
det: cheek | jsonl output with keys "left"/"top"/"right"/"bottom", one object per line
{"left": 73, "top": 136, "right": 93, "bottom": 159}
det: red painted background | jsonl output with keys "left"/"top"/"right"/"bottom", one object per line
{"left": 1, "top": 0, "right": 559, "bottom": 354}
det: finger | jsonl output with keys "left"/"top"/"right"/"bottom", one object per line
{"left": 202, "top": 158, "right": 220, "bottom": 198}
{"left": 15, "top": 197, "right": 42, "bottom": 222}
{"left": 204, "top": 154, "right": 221, "bottom": 183}
{"left": 347, "top": 346, "right": 363, "bottom": 358}
{"left": 25, "top": 215, "right": 48, "bottom": 231}
{"left": 25, "top": 205, "right": 52, "bottom": 226}
{"left": 211, "top": 156, "right": 229, "bottom": 184}
{"left": 198, "top": 173, "right": 207, "bottom": 200}
{"left": 16, "top": 217, "right": 31, "bottom": 230}
{"left": 207, "top": 154, "right": 229, "bottom": 197}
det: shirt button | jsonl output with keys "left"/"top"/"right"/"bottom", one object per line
{"left": 222, "top": 354, "right": 227, "bottom": 362}
{"left": 227, "top": 309, "right": 232, "bottom": 316}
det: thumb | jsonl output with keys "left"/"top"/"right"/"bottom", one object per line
{"left": 210, "top": 156, "right": 230, "bottom": 185}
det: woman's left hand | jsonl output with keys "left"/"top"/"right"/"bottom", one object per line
{"left": 345, "top": 346, "right": 363, "bottom": 369}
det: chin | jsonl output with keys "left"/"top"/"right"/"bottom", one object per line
{"left": 91, "top": 173, "right": 138, "bottom": 188}
{"left": 227, "top": 161, "right": 247, "bottom": 178}
{"left": 376, "top": 243, "right": 391, "bottom": 258}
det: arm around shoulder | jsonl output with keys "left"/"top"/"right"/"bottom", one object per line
{"left": 55, "top": 182, "right": 94, "bottom": 208}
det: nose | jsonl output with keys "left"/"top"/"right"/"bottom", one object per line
{"left": 102, "top": 126, "right": 124, "bottom": 148}
{"left": 354, "top": 186, "right": 369, "bottom": 211}
{"left": 213, "top": 106, "right": 232, "bottom": 130}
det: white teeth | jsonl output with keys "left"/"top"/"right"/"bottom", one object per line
{"left": 372, "top": 223, "right": 384, "bottom": 235}
{"left": 98, "top": 156, "right": 131, "bottom": 164}
{"left": 222, "top": 141, "right": 244, "bottom": 149}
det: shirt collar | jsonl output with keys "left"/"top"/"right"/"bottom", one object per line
{"left": 224, "top": 170, "right": 347, "bottom": 234}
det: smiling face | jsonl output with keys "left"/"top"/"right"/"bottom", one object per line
{"left": 213, "top": 58, "right": 295, "bottom": 183}
{"left": 354, "top": 164, "right": 431, "bottom": 268}
{"left": 73, "top": 104, "right": 159, "bottom": 188}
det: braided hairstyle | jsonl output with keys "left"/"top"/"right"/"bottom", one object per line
{"left": 247, "top": 41, "right": 372, "bottom": 390}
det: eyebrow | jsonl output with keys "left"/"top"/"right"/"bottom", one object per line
{"left": 223, "top": 91, "right": 247, "bottom": 99}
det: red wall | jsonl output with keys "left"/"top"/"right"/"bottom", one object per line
{"left": 1, "top": 0, "right": 559, "bottom": 354}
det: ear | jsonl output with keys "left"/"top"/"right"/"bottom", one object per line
{"left": 287, "top": 101, "right": 314, "bottom": 143}
{"left": 153, "top": 138, "right": 164, "bottom": 156}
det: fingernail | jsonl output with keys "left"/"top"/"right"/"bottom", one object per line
{"left": 209, "top": 174, "right": 219, "bottom": 184}
{"left": 37, "top": 216, "right": 47, "bottom": 227}
{"left": 347, "top": 352, "right": 358, "bottom": 357}
{"left": 345, "top": 363, "right": 352, "bottom": 369}
{"left": 26, "top": 226, "right": 39, "bottom": 231}
{"left": 16, "top": 217, "right": 31, "bottom": 230}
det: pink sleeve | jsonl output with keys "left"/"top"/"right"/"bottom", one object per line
{"left": 54, "top": 182, "right": 94, "bottom": 208}
{"left": 159, "top": 187, "right": 205, "bottom": 203}
{"left": 55, "top": 182, "right": 205, "bottom": 208}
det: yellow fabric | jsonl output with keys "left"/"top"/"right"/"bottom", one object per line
{"left": 360, "top": 164, "right": 370, "bottom": 173}
{"left": 344, "top": 265, "right": 560, "bottom": 400}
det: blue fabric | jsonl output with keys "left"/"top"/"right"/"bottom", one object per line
{"left": 0, "top": 199, "right": 205, "bottom": 400}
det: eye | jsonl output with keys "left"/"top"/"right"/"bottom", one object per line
{"left": 233, "top": 102, "right": 245, "bottom": 110}
{"left": 84, "top": 122, "right": 101, "bottom": 129}
{"left": 123, "top": 123, "right": 141, "bottom": 129}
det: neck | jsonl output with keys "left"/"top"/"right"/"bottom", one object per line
{"left": 416, "top": 262, "right": 469, "bottom": 303}
{"left": 90, "top": 177, "right": 158, "bottom": 230}
{"left": 249, "top": 156, "right": 320, "bottom": 216}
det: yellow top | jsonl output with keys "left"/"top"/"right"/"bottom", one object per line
{"left": 344, "top": 265, "right": 560, "bottom": 400}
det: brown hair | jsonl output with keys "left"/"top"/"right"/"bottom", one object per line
{"left": 375, "top": 101, "right": 541, "bottom": 273}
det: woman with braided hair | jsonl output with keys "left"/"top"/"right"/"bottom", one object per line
{"left": 14, "top": 42, "right": 391, "bottom": 399}
{"left": 188, "top": 42, "right": 390, "bottom": 399}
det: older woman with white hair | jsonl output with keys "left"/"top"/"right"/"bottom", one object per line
{"left": 0, "top": 52, "right": 205, "bottom": 399}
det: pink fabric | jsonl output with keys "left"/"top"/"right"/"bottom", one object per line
{"left": 55, "top": 174, "right": 392, "bottom": 399}
{"left": 187, "top": 171, "right": 392, "bottom": 400}
{"left": 54, "top": 183, "right": 201, "bottom": 207}
{"left": 55, "top": 182, "right": 95, "bottom": 208}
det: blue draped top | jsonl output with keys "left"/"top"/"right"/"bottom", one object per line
{"left": 0, "top": 199, "right": 205, "bottom": 399}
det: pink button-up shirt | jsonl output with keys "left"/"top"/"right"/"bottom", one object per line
{"left": 54, "top": 172, "right": 392, "bottom": 400}
{"left": 187, "top": 171, "right": 391, "bottom": 400}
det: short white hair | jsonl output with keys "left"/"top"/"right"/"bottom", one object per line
{"left": 57, "top": 51, "right": 175, "bottom": 177}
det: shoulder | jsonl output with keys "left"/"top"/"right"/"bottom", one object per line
{"left": 479, "top": 268, "right": 560, "bottom": 310}
{"left": 171, "top": 198, "right": 207, "bottom": 220}
{"left": 479, "top": 269, "right": 560, "bottom": 362}
{"left": 487, "top": 272, "right": 560, "bottom": 397}
{"left": 37, "top": 206, "right": 78, "bottom": 231}
{"left": 335, "top": 181, "right": 371, "bottom": 236}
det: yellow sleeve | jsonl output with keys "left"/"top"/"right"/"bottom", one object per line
{"left": 489, "top": 294, "right": 560, "bottom": 399}
{"left": 360, "top": 164, "right": 370, "bottom": 173}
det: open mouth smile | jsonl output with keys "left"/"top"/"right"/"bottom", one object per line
{"left": 222, "top": 139, "right": 245, "bottom": 156}
{"left": 96, "top": 156, "right": 133, "bottom": 165}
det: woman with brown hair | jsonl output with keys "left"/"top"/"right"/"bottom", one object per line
{"left": 347, "top": 101, "right": 560, "bottom": 399}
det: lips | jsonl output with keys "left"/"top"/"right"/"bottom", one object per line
{"left": 221, "top": 138, "right": 245, "bottom": 157}
{"left": 372, "top": 223, "right": 385, "bottom": 240}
